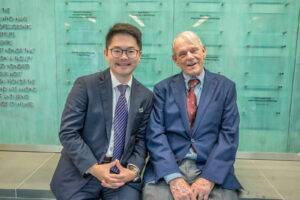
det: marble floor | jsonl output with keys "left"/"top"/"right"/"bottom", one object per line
{"left": 0, "top": 151, "right": 299, "bottom": 200}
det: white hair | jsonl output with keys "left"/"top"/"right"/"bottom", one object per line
{"left": 172, "top": 31, "right": 203, "bottom": 56}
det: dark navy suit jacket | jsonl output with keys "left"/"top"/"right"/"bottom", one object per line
{"left": 50, "top": 69, "right": 153, "bottom": 200}
{"left": 144, "top": 69, "right": 242, "bottom": 190}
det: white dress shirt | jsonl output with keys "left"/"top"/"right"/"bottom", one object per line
{"left": 105, "top": 70, "right": 132, "bottom": 157}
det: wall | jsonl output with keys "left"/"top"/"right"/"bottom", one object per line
{"left": 0, "top": 0, "right": 299, "bottom": 153}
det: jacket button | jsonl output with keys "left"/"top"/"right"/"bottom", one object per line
{"left": 191, "top": 138, "right": 195, "bottom": 143}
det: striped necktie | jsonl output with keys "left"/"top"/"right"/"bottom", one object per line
{"left": 111, "top": 84, "right": 128, "bottom": 173}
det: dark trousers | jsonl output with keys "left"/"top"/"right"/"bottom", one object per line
{"left": 70, "top": 176, "right": 140, "bottom": 200}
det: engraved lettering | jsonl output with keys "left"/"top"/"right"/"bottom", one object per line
{"left": 0, "top": 55, "right": 8, "bottom": 60}
{"left": 0, "top": 9, "right": 36, "bottom": 109}
{"left": 24, "top": 48, "right": 35, "bottom": 53}
{"left": 0, "top": 16, "right": 15, "bottom": 22}
{"left": 15, "top": 16, "right": 27, "bottom": 22}
{"left": 4, "top": 93, "right": 13, "bottom": 99}
{"left": 0, "top": 40, "right": 13, "bottom": 45}
{"left": 27, "top": 79, "right": 35, "bottom": 84}
{"left": 0, "top": 71, "right": 9, "bottom": 76}
{"left": 0, "top": 32, "right": 15, "bottom": 38}
{"left": 5, "top": 48, "right": 23, "bottom": 53}
{"left": 14, "top": 56, "right": 32, "bottom": 61}
{"left": 8, "top": 86, "right": 17, "bottom": 91}
{"left": 10, "top": 71, "right": 22, "bottom": 76}
{"left": 15, "top": 94, "right": 29, "bottom": 99}
{"left": 0, "top": 24, "right": 32, "bottom": 30}
{"left": 0, "top": 101, "right": 8, "bottom": 106}
{"left": 1, "top": 8, "right": 10, "bottom": 14}
{"left": 2, "top": 48, "right": 35, "bottom": 54}
{"left": 18, "top": 86, "right": 36, "bottom": 92}
{"left": 13, "top": 101, "right": 33, "bottom": 107}
{"left": 6, "top": 63, "right": 30, "bottom": 69}
{"left": 0, "top": 86, "right": 7, "bottom": 91}
{"left": 6, "top": 79, "right": 26, "bottom": 84}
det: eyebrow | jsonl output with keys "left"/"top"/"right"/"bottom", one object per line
{"left": 111, "top": 46, "right": 136, "bottom": 49}
{"left": 179, "top": 47, "right": 199, "bottom": 52}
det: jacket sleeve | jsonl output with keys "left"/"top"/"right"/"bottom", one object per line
{"left": 146, "top": 85, "right": 181, "bottom": 181}
{"left": 59, "top": 78, "right": 98, "bottom": 175}
{"left": 200, "top": 82, "right": 240, "bottom": 185}
{"left": 126, "top": 92, "right": 153, "bottom": 171}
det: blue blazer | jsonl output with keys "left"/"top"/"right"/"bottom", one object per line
{"left": 50, "top": 69, "right": 153, "bottom": 200}
{"left": 144, "top": 69, "right": 242, "bottom": 190}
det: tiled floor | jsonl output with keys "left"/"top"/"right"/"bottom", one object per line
{"left": 0, "top": 151, "right": 299, "bottom": 200}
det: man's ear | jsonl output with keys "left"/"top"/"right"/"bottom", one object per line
{"left": 202, "top": 45, "right": 207, "bottom": 59}
{"left": 172, "top": 54, "right": 177, "bottom": 64}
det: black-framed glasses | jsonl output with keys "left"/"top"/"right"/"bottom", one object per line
{"left": 110, "top": 48, "right": 140, "bottom": 58}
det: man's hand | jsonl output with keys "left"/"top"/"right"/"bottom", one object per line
{"left": 103, "top": 160, "right": 137, "bottom": 186}
{"left": 88, "top": 160, "right": 125, "bottom": 189}
{"left": 169, "top": 177, "right": 193, "bottom": 200}
{"left": 191, "top": 178, "right": 215, "bottom": 200}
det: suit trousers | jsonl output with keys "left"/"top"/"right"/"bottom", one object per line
{"left": 143, "top": 159, "right": 239, "bottom": 200}
{"left": 70, "top": 176, "right": 140, "bottom": 200}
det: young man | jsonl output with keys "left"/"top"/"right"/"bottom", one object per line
{"left": 51, "top": 23, "right": 153, "bottom": 200}
{"left": 143, "top": 31, "right": 242, "bottom": 200}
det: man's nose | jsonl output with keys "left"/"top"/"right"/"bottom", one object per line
{"left": 120, "top": 51, "right": 128, "bottom": 59}
{"left": 186, "top": 51, "right": 194, "bottom": 59}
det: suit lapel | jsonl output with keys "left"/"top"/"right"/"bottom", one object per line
{"left": 124, "top": 78, "right": 140, "bottom": 151}
{"left": 193, "top": 70, "right": 217, "bottom": 134}
{"left": 171, "top": 73, "right": 191, "bottom": 135}
{"left": 98, "top": 69, "right": 113, "bottom": 141}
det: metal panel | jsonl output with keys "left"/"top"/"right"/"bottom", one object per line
{"left": 0, "top": 0, "right": 59, "bottom": 145}
{"left": 0, "top": 0, "right": 300, "bottom": 155}
{"left": 288, "top": 9, "right": 300, "bottom": 153}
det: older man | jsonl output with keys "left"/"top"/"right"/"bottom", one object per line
{"left": 143, "top": 31, "right": 242, "bottom": 200}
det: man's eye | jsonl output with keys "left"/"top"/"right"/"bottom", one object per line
{"left": 127, "top": 50, "right": 135, "bottom": 54}
{"left": 113, "top": 49, "right": 122, "bottom": 53}
{"left": 179, "top": 52, "right": 187, "bottom": 57}
{"left": 190, "top": 48, "right": 199, "bottom": 54}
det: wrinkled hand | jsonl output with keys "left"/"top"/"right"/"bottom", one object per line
{"left": 191, "top": 178, "right": 215, "bottom": 200}
{"left": 169, "top": 177, "right": 193, "bottom": 200}
{"left": 88, "top": 160, "right": 127, "bottom": 189}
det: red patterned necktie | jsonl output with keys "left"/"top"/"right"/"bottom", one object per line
{"left": 186, "top": 79, "right": 199, "bottom": 153}
{"left": 186, "top": 79, "right": 200, "bottom": 133}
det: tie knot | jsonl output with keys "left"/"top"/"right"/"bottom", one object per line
{"left": 117, "top": 84, "right": 128, "bottom": 95}
{"left": 189, "top": 79, "right": 200, "bottom": 88}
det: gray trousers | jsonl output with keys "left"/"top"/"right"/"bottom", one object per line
{"left": 143, "top": 159, "right": 238, "bottom": 200}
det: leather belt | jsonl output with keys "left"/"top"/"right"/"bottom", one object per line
{"left": 101, "top": 156, "right": 112, "bottom": 163}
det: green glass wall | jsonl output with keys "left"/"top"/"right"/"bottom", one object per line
{"left": 0, "top": 0, "right": 299, "bottom": 153}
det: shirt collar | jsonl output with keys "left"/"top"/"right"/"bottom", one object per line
{"left": 182, "top": 69, "right": 205, "bottom": 89}
{"left": 110, "top": 70, "right": 132, "bottom": 89}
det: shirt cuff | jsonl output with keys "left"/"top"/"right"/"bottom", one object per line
{"left": 164, "top": 172, "right": 183, "bottom": 184}
{"left": 127, "top": 163, "right": 140, "bottom": 173}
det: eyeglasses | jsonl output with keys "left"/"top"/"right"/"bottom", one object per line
{"left": 177, "top": 47, "right": 200, "bottom": 59}
{"left": 109, "top": 48, "right": 140, "bottom": 58}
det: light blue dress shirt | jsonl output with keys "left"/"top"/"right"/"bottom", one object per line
{"left": 164, "top": 70, "right": 205, "bottom": 183}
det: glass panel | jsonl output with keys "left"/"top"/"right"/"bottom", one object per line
{"left": 1, "top": 0, "right": 299, "bottom": 153}
{"left": 0, "top": 0, "right": 59, "bottom": 145}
